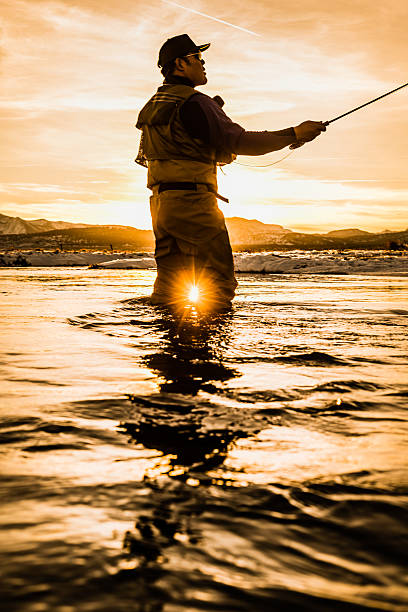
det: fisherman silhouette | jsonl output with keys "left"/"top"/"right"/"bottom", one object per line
{"left": 136, "top": 34, "right": 325, "bottom": 310}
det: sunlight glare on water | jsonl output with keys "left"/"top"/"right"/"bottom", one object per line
{"left": 188, "top": 283, "right": 200, "bottom": 303}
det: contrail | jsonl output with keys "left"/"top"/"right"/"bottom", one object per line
{"left": 162, "top": 1, "right": 261, "bottom": 37}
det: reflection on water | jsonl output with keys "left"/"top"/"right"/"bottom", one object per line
{"left": 114, "top": 310, "right": 254, "bottom": 611}
{"left": 1, "top": 269, "right": 408, "bottom": 611}
{"left": 142, "top": 307, "right": 237, "bottom": 395}
{"left": 121, "top": 308, "right": 247, "bottom": 480}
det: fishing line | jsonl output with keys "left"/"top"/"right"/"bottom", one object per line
{"left": 234, "top": 149, "right": 296, "bottom": 168}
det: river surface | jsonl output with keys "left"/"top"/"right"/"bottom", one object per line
{"left": 1, "top": 267, "right": 407, "bottom": 611}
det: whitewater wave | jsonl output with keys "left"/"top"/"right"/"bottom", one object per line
{"left": 83, "top": 251, "right": 408, "bottom": 275}
{"left": 2, "top": 250, "right": 407, "bottom": 275}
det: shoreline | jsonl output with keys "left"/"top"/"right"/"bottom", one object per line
{"left": 1, "top": 249, "right": 407, "bottom": 275}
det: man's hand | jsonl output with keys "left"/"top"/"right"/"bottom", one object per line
{"left": 291, "top": 121, "right": 326, "bottom": 148}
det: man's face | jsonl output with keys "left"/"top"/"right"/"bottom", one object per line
{"left": 178, "top": 52, "right": 207, "bottom": 86}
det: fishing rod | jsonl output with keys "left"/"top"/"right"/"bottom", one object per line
{"left": 290, "top": 81, "right": 408, "bottom": 149}
{"left": 325, "top": 81, "right": 408, "bottom": 125}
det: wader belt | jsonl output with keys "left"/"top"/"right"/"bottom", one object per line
{"left": 157, "top": 182, "right": 229, "bottom": 204}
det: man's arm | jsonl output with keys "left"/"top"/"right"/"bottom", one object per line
{"left": 236, "top": 121, "right": 326, "bottom": 155}
{"left": 180, "top": 94, "right": 325, "bottom": 155}
{"left": 235, "top": 129, "right": 296, "bottom": 155}
{"left": 180, "top": 96, "right": 244, "bottom": 151}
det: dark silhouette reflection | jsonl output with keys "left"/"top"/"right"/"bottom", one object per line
{"left": 116, "top": 480, "right": 207, "bottom": 612}
{"left": 144, "top": 305, "right": 238, "bottom": 395}
{"left": 122, "top": 419, "right": 239, "bottom": 474}
{"left": 120, "top": 305, "right": 245, "bottom": 475}
{"left": 113, "top": 308, "right": 250, "bottom": 608}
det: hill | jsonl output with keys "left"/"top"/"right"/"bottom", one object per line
{"left": 234, "top": 229, "right": 408, "bottom": 251}
{"left": 0, "top": 216, "right": 293, "bottom": 250}
{"left": 0, "top": 225, "right": 154, "bottom": 250}
{"left": 326, "top": 228, "right": 371, "bottom": 238}
{"left": 0, "top": 214, "right": 407, "bottom": 251}
{"left": 226, "top": 217, "right": 291, "bottom": 243}
{"left": 0, "top": 213, "right": 91, "bottom": 235}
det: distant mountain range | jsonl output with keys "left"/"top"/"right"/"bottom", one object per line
{"left": 0, "top": 213, "right": 407, "bottom": 251}
{"left": 0, "top": 213, "right": 92, "bottom": 235}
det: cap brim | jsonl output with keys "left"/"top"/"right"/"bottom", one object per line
{"left": 197, "top": 43, "right": 210, "bottom": 52}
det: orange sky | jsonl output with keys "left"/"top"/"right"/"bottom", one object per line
{"left": 1, "top": 0, "right": 407, "bottom": 232}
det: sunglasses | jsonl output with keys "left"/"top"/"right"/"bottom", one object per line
{"left": 183, "top": 51, "right": 202, "bottom": 61}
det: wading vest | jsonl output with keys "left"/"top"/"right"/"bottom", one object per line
{"left": 136, "top": 84, "right": 218, "bottom": 190}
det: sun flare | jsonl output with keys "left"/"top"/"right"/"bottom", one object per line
{"left": 188, "top": 284, "right": 200, "bottom": 303}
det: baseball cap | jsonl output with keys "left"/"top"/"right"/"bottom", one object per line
{"left": 158, "top": 34, "right": 210, "bottom": 68}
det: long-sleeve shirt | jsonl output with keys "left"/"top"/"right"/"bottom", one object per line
{"left": 165, "top": 75, "right": 297, "bottom": 156}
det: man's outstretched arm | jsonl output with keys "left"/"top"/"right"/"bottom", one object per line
{"left": 236, "top": 121, "right": 326, "bottom": 156}
{"left": 180, "top": 94, "right": 326, "bottom": 155}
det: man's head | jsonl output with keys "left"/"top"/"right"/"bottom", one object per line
{"left": 158, "top": 34, "right": 209, "bottom": 86}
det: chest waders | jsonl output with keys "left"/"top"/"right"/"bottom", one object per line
{"left": 136, "top": 84, "right": 237, "bottom": 310}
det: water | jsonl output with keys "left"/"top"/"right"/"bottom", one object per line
{"left": 1, "top": 267, "right": 407, "bottom": 611}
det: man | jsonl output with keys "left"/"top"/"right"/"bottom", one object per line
{"left": 136, "top": 34, "right": 325, "bottom": 310}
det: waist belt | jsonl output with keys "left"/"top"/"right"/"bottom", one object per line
{"left": 158, "top": 182, "right": 229, "bottom": 203}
